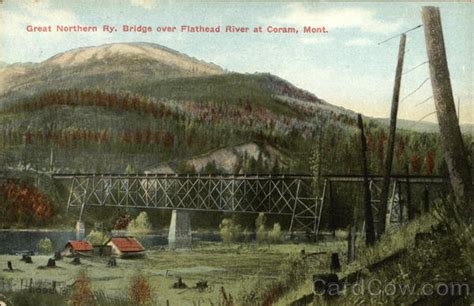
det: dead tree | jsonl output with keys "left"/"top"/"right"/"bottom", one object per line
{"left": 405, "top": 164, "right": 414, "bottom": 221}
{"left": 422, "top": 6, "right": 473, "bottom": 220}
{"left": 347, "top": 225, "right": 357, "bottom": 263}
{"left": 357, "top": 114, "right": 376, "bottom": 245}
{"left": 379, "top": 34, "right": 407, "bottom": 235}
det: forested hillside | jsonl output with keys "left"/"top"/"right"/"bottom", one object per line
{"left": 1, "top": 42, "right": 469, "bottom": 230}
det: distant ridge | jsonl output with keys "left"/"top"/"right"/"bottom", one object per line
{"left": 374, "top": 117, "right": 473, "bottom": 134}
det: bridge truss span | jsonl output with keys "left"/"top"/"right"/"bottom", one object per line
{"left": 59, "top": 174, "right": 323, "bottom": 235}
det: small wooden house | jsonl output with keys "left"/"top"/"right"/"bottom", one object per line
{"left": 106, "top": 237, "right": 145, "bottom": 258}
{"left": 63, "top": 240, "right": 93, "bottom": 257}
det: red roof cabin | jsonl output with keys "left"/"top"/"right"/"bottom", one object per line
{"left": 63, "top": 240, "right": 93, "bottom": 257}
{"left": 107, "top": 237, "right": 145, "bottom": 258}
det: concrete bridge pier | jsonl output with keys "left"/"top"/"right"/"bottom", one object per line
{"left": 168, "top": 210, "right": 192, "bottom": 249}
{"left": 75, "top": 221, "right": 85, "bottom": 240}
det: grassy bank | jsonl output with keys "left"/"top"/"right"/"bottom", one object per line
{"left": 0, "top": 241, "right": 344, "bottom": 305}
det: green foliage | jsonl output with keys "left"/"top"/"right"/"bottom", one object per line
{"left": 127, "top": 212, "right": 153, "bottom": 237}
{"left": 86, "top": 230, "right": 110, "bottom": 245}
{"left": 268, "top": 223, "right": 283, "bottom": 243}
{"left": 255, "top": 213, "right": 267, "bottom": 243}
{"left": 325, "top": 199, "right": 473, "bottom": 305}
{"left": 239, "top": 253, "right": 311, "bottom": 305}
{"left": 36, "top": 237, "right": 53, "bottom": 255}
{"left": 176, "top": 159, "right": 196, "bottom": 174}
{"left": 219, "top": 218, "right": 242, "bottom": 243}
{"left": 255, "top": 213, "right": 283, "bottom": 244}
{"left": 2, "top": 290, "right": 66, "bottom": 306}
{"left": 125, "top": 164, "right": 135, "bottom": 174}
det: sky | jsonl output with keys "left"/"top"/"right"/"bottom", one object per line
{"left": 0, "top": 0, "right": 472, "bottom": 124}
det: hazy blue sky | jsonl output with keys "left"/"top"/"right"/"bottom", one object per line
{"left": 1, "top": 0, "right": 472, "bottom": 123}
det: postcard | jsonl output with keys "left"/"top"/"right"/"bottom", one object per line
{"left": 0, "top": 1, "right": 472, "bottom": 305}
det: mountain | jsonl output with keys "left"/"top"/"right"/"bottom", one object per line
{"left": 0, "top": 43, "right": 446, "bottom": 177}
{"left": 0, "top": 42, "right": 224, "bottom": 100}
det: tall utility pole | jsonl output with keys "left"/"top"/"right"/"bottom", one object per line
{"left": 379, "top": 34, "right": 406, "bottom": 235}
{"left": 357, "top": 114, "right": 376, "bottom": 246}
{"left": 422, "top": 7, "right": 472, "bottom": 219}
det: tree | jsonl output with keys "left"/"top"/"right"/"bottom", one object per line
{"left": 86, "top": 230, "right": 110, "bottom": 245}
{"left": 410, "top": 154, "right": 421, "bottom": 174}
{"left": 255, "top": 213, "right": 267, "bottom": 242}
{"left": 125, "top": 164, "right": 135, "bottom": 174}
{"left": 37, "top": 238, "right": 53, "bottom": 255}
{"left": 0, "top": 181, "right": 53, "bottom": 227}
{"left": 424, "top": 152, "right": 435, "bottom": 175}
{"left": 128, "top": 212, "right": 153, "bottom": 236}
{"left": 219, "top": 218, "right": 242, "bottom": 243}
{"left": 135, "top": 129, "right": 143, "bottom": 145}
{"left": 268, "top": 223, "right": 283, "bottom": 243}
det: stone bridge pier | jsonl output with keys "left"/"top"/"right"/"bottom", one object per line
{"left": 168, "top": 210, "right": 192, "bottom": 249}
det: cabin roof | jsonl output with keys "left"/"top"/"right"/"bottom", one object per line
{"left": 67, "top": 240, "right": 93, "bottom": 251}
{"left": 108, "top": 237, "right": 145, "bottom": 252}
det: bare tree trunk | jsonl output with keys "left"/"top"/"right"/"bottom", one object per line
{"left": 405, "top": 164, "right": 414, "bottom": 221}
{"left": 357, "top": 114, "right": 376, "bottom": 246}
{"left": 379, "top": 34, "right": 407, "bottom": 234}
{"left": 422, "top": 7, "right": 472, "bottom": 220}
{"left": 347, "top": 224, "right": 357, "bottom": 263}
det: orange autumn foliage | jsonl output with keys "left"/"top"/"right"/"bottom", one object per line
{"left": 0, "top": 180, "right": 53, "bottom": 226}
{"left": 70, "top": 270, "right": 94, "bottom": 306}
{"left": 129, "top": 275, "right": 153, "bottom": 305}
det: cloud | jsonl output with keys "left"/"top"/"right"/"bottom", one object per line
{"left": 300, "top": 36, "right": 333, "bottom": 45}
{"left": 129, "top": 0, "right": 159, "bottom": 10}
{"left": 1, "top": 0, "right": 108, "bottom": 62}
{"left": 274, "top": 4, "right": 403, "bottom": 34}
{"left": 2, "top": 0, "right": 81, "bottom": 43}
{"left": 345, "top": 38, "right": 374, "bottom": 46}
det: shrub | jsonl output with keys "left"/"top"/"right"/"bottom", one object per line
{"left": 37, "top": 237, "right": 53, "bottom": 255}
{"left": 129, "top": 274, "right": 153, "bottom": 305}
{"left": 242, "top": 227, "right": 252, "bottom": 243}
{"left": 268, "top": 223, "right": 283, "bottom": 243}
{"left": 71, "top": 270, "right": 94, "bottom": 306}
{"left": 255, "top": 213, "right": 267, "bottom": 243}
{"left": 335, "top": 229, "right": 348, "bottom": 240}
{"left": 127, "top": 212, "right": 152, "bottom": 236}
{"left": 219, "top": 218, "right": 242, "bottom": 243}
{"left": 86, "top": 230, "right": 110, "bottom": 245}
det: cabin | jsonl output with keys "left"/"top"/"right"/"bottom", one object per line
{"left": 63, "top": 240, "right": 93, "bottom": 257}
{"left": 106, "top": 237, "right": 145, "bottom": 258}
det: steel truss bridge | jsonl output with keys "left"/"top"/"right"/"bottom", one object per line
{"left": 56, "top": 174, "right": 323, "bottom": 235}
{"left": 324, "top": 175, "right": 449, "bottom": 229}
{"left": 53, "top": 173, "right": 450, "bottom": 236}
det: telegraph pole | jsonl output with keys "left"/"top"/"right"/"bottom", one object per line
{"left": 379, "top": 34, "right": 406, "bottom": 235}
{"left": 422, "top": 7, "right": 472, "bottom": 219}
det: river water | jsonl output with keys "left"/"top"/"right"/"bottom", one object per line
{"left": 0, "top": 230, "right": 220, "bottom": 254}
